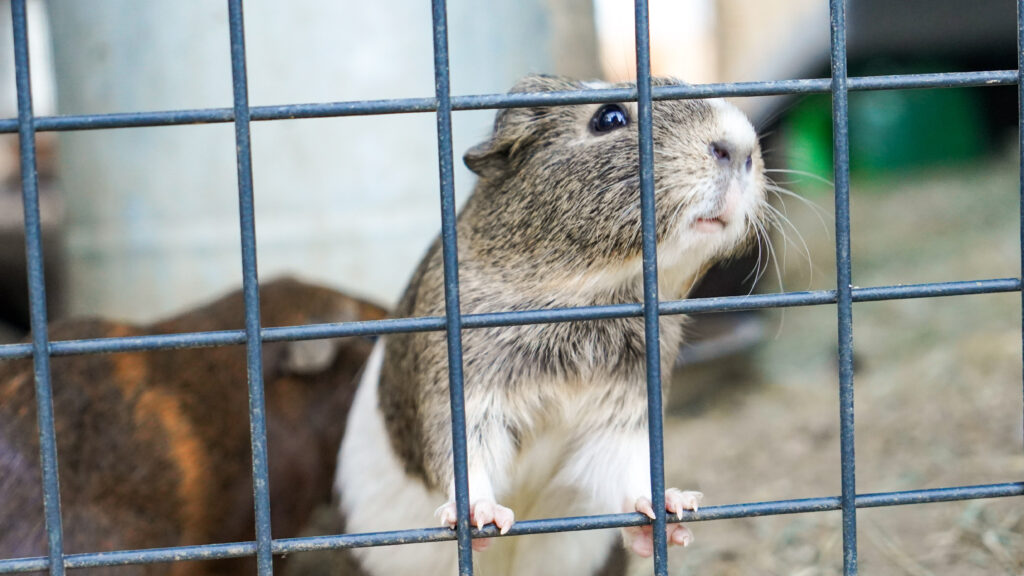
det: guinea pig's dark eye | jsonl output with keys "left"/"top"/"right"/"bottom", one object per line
{"left": 590, "top": 104, "right": 629, "bottom": 133}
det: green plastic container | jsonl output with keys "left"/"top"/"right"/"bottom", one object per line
{"left": 783, "top": 62, "right": 988, "bottom": 183}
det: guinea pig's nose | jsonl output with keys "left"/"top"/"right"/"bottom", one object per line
{"left": 710, "top": 141, "right": 732, "bottom": 164}
{"left": 710, "top": 141, "right": 753, "bottom": 172}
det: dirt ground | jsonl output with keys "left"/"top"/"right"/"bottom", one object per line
{"left": 639, "top": 145, "right": 1024, "bottom": 575}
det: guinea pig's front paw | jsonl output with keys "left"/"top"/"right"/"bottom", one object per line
{"left": 623, "top": 522, "right": 694, "bottom": 557}
{"left": 638, "top": 488, "right": 703, "bottom": 519}
{"left": 435, "top": 499, "right": 515, "bottom": 551}
{"left": 625, "top": 488, "right": 703, "bottom": 557}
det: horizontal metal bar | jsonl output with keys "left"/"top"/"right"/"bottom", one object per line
{"left": 1, "top": 481, "right": 1019, "bottom": 573}
{"left": 850, "top": 70, "right": 1017, "bottom": 90}
{"left": 0, "top": 541, "right": 259, "bottom": 573}
{"left": 0, "top": 277, "right": 1017, "bottom": 361}
{"left": 0, "top": 70, "right": 1012, "bottom": 135}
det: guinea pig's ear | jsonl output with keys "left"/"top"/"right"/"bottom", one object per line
{"left": 465, "top": 75, "right": 579, "bottom": 177}
{"left": 464, "top": 136, "right": 509, "bottom": 178}
{"left": 464, "top": 109, "right": 540, "bottom": 178}
{"left": 464, "top": 105, "right": 529, "bottom": 178}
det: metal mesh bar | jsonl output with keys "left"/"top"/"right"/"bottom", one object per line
{"left": 0, "top": 70, "right": 1013, "bottom": 133}
{"left": 428, "top": 0, "right": 474, "bottom": 571}
{"left": 0, "top": 277, "right": 1019, "bottom": 361}
{"left": 631, "top": 0, "right": 669, "bottom": 573}
{"left": 1018, "top": 0, "right": 1024, "bottom": 453}
{"left": 2, "top": 481, "right": 1021, "bottom": 573}
{"left": 828, "top": 0, "right": 858, "bottom": 573}
{"left": 225, "top": 1, "right": 274, "bottom": 573}
{"left": 10, "top": 1, "right": 64, "bottom": 575}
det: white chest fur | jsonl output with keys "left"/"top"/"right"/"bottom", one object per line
{"left": 335, "top": 340, "right": 627, "bottom": 576}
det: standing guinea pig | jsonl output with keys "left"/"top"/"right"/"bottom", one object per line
{"left": 336, "top": 75, "right": 767, "bottom": 576}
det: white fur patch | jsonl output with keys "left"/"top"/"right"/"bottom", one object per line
{"left": 335, "top": 341, "right": 624, "bottom": 576}
{"left": 479, "top": 426, "right": 621, "bottom": 576}
{"left": 336, "top": 340, "right": 458, "bottom": 575}
{"left": 709, "top": 98, "right": 757, "bottom": 154}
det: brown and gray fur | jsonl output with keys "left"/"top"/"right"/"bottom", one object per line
{"left": 339, "top": 74, "right": 767, "bottom": 575}
{"left": 381, "top": 75, "right": 764, "bottom": 490}
{"left": 0, "top": 278, "right": 385, "bottom": 576}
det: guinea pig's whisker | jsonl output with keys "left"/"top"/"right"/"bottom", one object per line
{"left": 755, "top": 208, "right": 794, "bottom": 337}
{"left": 772, "top": 216, "right": 800, "bottom": 290}
{"left": 763, "top": 178, "right": 827, "bottom": 212}
{"left": 653, "top": 181, "right": 700, "bottom": 232}
{"left": 751, "top": 232, "right": 770, "bottom": 294}
{"left": 742, "top": 219, "right": 770, "bottom": 291}
{"left": 741, "top": 222, "right": 762, "bottom": 288}
{"left": 761, "top": 209, "right": 788, "bottom": 274}
{"left": 661, "top": 187, "right": 689, "bottom": 233}
{"left": 764, "top": 177, "right": 805, "bottom": 186}
{"left": 747, "top": 213, "right": 781, "bottom": 294}
{"left": 766, "top": 210, "right": 794, "bottom": 274}
{"left": 742, "top": 196, "right": 775, "bottom": 289}
{"left": 764, "top": 182, "right": 832, "bottom": 238}
{"left": 756, "top": 218, "right": 781, "bottom": 293}
{"left": 764, "top": 168, "right": 834, "bottom": 187}
{"left": 772, "top": 207, "right": 812, "bottom": 270}
{"left": 761, "top": 202, "right": 813, "bottom": 282}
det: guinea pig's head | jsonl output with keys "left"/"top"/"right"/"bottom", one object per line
{"left": 464, "top": 74, "right": 766, "bottom": 299}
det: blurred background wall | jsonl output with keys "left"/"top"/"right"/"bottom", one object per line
{"left": 0, "top": 0, "right": 827, "bottom": 329}
{"left": 42, "top": 0, "right": 599, "bottom": 323}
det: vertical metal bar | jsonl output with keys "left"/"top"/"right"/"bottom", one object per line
{"left": 225, "top": 1, "right": 274, "bottom": 574}
{"left": 429, "top": 0, "right": 473, "bottom": 573}
{"left": 1017, "top": 0, "right": 1024, "bottom": 453}
{"left": 12, "top": 2, "right": 65, "bottom": 575}
{"left": 11, "top": 2, "right": 64, "bottom": 575}
{"left": 829, "top": 0, "right": 858, "bottom": 574}
{"left": 632, "top": 0, "right": 668, "bottom": 574}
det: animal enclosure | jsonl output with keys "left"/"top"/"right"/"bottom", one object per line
{"left": 0, "top": 1, "right": 1023, "bottom": 576}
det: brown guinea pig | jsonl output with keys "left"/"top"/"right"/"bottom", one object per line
{"left": 336, "top": 75, "right": 767, "bottom": 576}
{"left": 0, "top": 278, "right": 386, "bottom": 575}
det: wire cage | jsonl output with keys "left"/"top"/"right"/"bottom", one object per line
{"left": 1, "top": 0, "right": 1023, "bottom": 575}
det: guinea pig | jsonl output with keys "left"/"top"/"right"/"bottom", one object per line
{"left": 0, "top": 278, "right": 386, "bottom": 576}
{"left": 335, "top": 75, "right": 767, "bottom": 576}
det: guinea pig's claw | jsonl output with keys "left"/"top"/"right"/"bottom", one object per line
{"left": 634, "top": 488, "right": 703, "bottom": 521}
{"left": 665, "top": 488, "right": 704, "bottom": 519}
{"left": 473, "top": 500, "right": 495, "bottom": 531}
{"left": 434, "top": 500, "right": 516, "bottom": 538}
{"left": 435, "top": 501, "right": 459, "bottom": 528}
{"left": 669, "top": 524, "right": 695, "bottom": 547}
{"left": 493, "top": 504, "right": 515, "bottom": 535}
{"left": 623, "top": 522, "right": 695, "bottom": 557}
{"left": 634, "top": 496, "right": 657, "bottom": 520}
{"left": 625, "top": 488, "right": 702, "bottom": 556}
